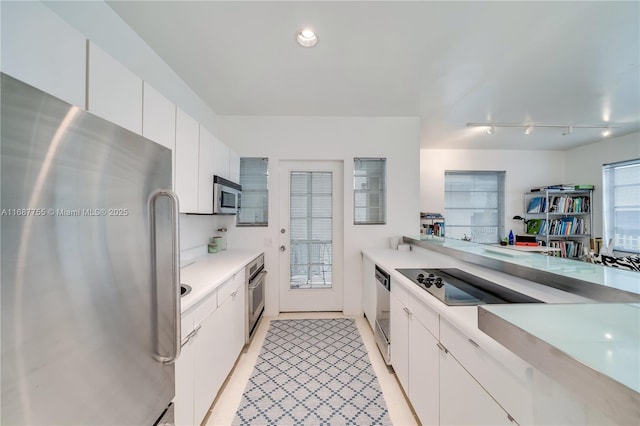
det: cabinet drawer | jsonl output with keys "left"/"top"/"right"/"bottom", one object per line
{"left": 193, "top": 290, "right": 218, "bottom": 326}
{"left": 440, "top": 319, "right": 533, "bottom": 424}
{"left": 218, "top": 272, "right": 244, "bottom": 305}
{"left": 181, "top": 309, "right": 195, "bottom": 344}
{"left": 408, "top": 296, "right": 439, "bottom": 339}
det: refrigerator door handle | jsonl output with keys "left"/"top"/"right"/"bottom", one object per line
{"left": 149, "top": 189, "right": 181, "bottom": 364}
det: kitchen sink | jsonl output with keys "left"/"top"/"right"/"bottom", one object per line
{"left": 180, "top": 284, "right": 192, "bottom": 297}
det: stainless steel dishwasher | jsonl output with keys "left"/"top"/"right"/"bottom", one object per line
{"left": 373, "top": 265, "right": 392, "bottom": 365}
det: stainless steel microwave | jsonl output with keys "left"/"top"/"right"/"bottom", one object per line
{"left": 213, "top": 175, "right": 242, "bottom": 215}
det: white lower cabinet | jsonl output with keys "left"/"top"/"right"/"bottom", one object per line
{"left": 362, "top": 256, "right": 376, "bottom": 331}
{"left": 409, "top": 316, "right": 439, "bottom": 425}
{"left": 175, "top": 275, "right": 246, "bottom": 425}
{"left": 390, "top": 280, "right": 439, "bottom": 425}
{"left": 388, "top": 278, "right": 521, "bottom": 426}
{"left": 440, "top": 349, "right": 516, "bottom": 425}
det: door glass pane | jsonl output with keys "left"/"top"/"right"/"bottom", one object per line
{"left": 290, "top": 171, "right": 332, "bottom": 289}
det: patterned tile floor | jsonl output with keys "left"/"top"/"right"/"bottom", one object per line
{"left": 205, "top": 312, "right": 417, "bottom": 426}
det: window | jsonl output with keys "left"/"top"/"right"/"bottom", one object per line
{"left": 603, "top": 159, "right": 640, "bottom": 253}
{"left": 354, "top": 158, "right": 386, "bottom": 224}
{"left": 445, "top": 171, "right": 505, "bottom": 243}
{"left": 237, "top": 158, "right": 268, "bottom": 226}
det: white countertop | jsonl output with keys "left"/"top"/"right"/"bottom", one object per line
{"left": 180, "top": 249, "right": 263, "bottom": 313}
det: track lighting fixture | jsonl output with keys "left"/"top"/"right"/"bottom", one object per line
{"left": 467, "top": 122, "right": 618, "bottom": 136}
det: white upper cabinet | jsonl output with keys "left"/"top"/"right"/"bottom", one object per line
{"left": 229, "top": 149, "right": 240, "bottom": 184}
{"left": 0, "top": 1, "right": 86, "bottom": 107}
{"left": 175, "top": 108, "right": 199, "bottom": 213}
{"left": 87, "top": 41, "right": 142, "bottom": 134}
{"left": 198, "top": 126, "right": 216, "bottom": 214}
{"left": 212, "top": 135, "right": 230, "bottom": 179}
{"left": 143, "top": 82, "right": 176, "bottom": 188}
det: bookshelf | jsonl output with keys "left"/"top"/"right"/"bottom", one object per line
{"left": 523, "top": 189, "right": 593, "bottom": 259}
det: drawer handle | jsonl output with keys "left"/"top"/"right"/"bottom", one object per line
{"left": 507, "top": 414, "right": 515, "bottom": 423}
{"left": 436, "top": 342, "right": 449, "bottom": 354}
{"left": 403, "top": 306, "right": 412, "bottom": 316}
{"left": 181, "top": 324, "right": 202, "bottom": 347}
{"left": 230, "top": 290, "right": 238, "bottom": 297}
{"left": 468, "top": 338, "right": 480, "bottom": 348}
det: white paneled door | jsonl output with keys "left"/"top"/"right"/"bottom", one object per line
{"left": 279, "top": 161, "right": 343, "bottom": 312}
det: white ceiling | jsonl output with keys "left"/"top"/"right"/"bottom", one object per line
{"left": 107, "top": 1, "right": 640, "bottom": 151}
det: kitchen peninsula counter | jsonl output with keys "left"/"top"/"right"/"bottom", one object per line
{"left": 399, "top": 236, "right": 639, "bottom": 424}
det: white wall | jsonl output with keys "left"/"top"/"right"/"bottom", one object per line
{"left": 219, "top": 116, "right": 420, "bottom": 316}
{"left": 419, "top": 149, "right": 566, "bottom": 239}
{"left": 564, "top": 131, "right": 640, "bottom": 238}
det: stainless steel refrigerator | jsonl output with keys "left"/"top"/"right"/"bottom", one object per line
{"left": 1, "top": 73, "right": 181, "bottom": 425}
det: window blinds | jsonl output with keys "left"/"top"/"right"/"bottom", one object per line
{"left": 603, "top": 159, "right": 640, "bottom": 253}
{"left": 354, "top": 158, "right": 386, "bottom": 225}
{"left": 238, "top": 158, "right": 268, "bottom": 226}
{"left": 444, "top": 171, "right": 505, "bottom": 243}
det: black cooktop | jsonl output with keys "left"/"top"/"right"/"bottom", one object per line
{"left": 395, "top": 268, "right": 542, "bottom": 306}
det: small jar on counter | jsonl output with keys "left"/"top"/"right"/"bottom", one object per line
{"left": 216, "top": 228, "right": 228, "bottom": 251}
{"left": 208, "top": 236, "right": 222, "bottom": 253}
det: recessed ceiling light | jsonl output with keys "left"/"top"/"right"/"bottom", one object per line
{"left": 486, "top": 125, "right": 495, "bottom": 135}
{"left": 297, "top": 29, "right": 318, "bottom": 47}
{"left": 524, "top": 126, "right": 533, "bottom": 135}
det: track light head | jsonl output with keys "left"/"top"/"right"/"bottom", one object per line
{"left": 562, "top": 126, "right": 573, "bottom": 136}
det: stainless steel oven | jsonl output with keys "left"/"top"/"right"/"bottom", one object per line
{"left": 374, "top": 265, "right": 392, "bottom": 365}
{"left": 245, "top": 254, "right": 266, "bottom": 344}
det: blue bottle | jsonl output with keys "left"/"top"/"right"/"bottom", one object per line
{"left": 508, "top": 230, "right": 514, "bottom": 245}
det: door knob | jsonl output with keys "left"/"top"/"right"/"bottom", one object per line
{"left": 280, "top": 245, "right": 286, "bottom": 252}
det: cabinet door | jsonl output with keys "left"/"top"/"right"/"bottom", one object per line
{"left": 229, "top": 149, "right": 240, "bottom": 183}
{"left": 142, "top": 82, "right": 176, "bottom": 188}
{"left": 198, "top": 126, "right": 216, "bottom": 214}
{"left": 409, "top": 318, "right": 439, "bottom": 426}
{"left": 175, "top": 108, "right": 199, "bottom": 213}
{"left": 1, "top": 1, "right": 86, "bottom": 107}
{"left": 212, "top": 135, "right": 230, "bottom": 179}
{"left": 193, "top": 299, "right": 231, "bottom": 424}
{"left": 362, "top": 256, "right": 376, "bottom": 331}
{"left": 390, "top": 291, "right": 409, "bottom": 392}
{"left": 440, "top": 351, "right": 515, "bottom": 426}
{"left": 174, "top": 334, "right": 196, "bottom": 426}
{"left": 87, "top": 42, "right": 142, "bottom": 134}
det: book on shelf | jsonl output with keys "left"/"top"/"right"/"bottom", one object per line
{"left": 527, "top": 197, "right": 543, "bottom": 213}
{"left": 526, "top": 219, "right": 545, "bottom": 235}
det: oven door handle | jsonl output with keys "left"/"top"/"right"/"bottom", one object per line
{"left": 248, "top": 270, "right": 267, "bottom": 290}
